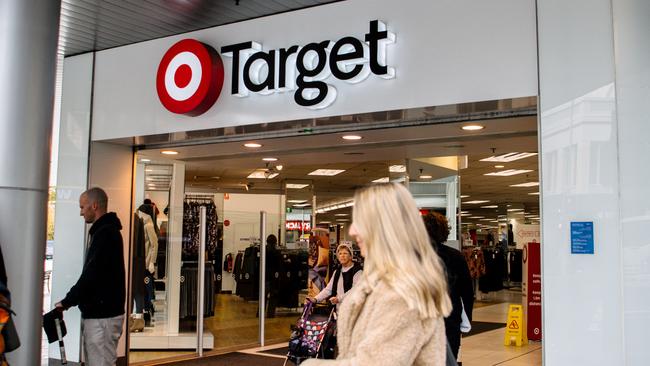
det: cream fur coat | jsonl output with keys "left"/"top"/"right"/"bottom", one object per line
{"left": 303, "top": 276, "right": 447, "bottom": 366}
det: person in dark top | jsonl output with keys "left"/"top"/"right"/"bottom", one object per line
{"left": 423, "top": 212, "right": 474, "bottom": 361}
{"left": 55, "top": 187, "right": 126, "bottom": 366}
{"left": 265, "top": 234, "right": 282, "bottom": 317}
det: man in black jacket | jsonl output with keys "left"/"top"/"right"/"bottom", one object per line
{"left": 56, "top": 187, "right": 125, "bottom": 366}
{"left": 423, "top": 212, "right": 474, "bottom": 362}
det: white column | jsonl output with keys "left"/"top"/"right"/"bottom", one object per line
{"left": 610, "top": 0, "right": 650, "bottom": 364}
{"left": 167, "top": 162, "right": 185, "bottom": 335}
{"left": 537, "top": 0, "right": 625, "bottom": 364}
{"left": 0, "top": 2, "right": 61, "bottom": 363}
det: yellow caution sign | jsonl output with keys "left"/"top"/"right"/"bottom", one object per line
{"left": 504, "top": 304, "right": 528, "bottom": 346}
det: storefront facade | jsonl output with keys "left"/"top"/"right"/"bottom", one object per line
{"left": 37, "top": 0, "right": 650, "bottom": 365}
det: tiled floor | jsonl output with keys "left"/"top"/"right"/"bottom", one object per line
{"left": 45, "top": 287, "right": 542, "bottom": 366}
{"left": 234, "top": 289, "right": 542, "bottom": 366}
{"left": 461, "top": 290, "right": 542, "bottom": 366}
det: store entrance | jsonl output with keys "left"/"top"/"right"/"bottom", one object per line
{"left": 126, "top": 109, "right": 541, "bottom": 364}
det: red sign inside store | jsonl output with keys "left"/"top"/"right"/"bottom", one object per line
{"left": 525, "top": 242, "right": 542, "bottom": 341}
{"left": 286, "top": 221, "right": 311, "bottom": 231}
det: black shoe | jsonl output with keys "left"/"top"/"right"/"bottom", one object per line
{"left": 144, "top": 311, "right": 152, "bottom": 327}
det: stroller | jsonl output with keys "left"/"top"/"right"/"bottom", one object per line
{"left": 284, "top": 300, "right": 337, "bottom": 366}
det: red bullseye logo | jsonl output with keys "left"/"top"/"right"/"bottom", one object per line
{"left": 156, "top": 39, "right": 224, "bottom": 116}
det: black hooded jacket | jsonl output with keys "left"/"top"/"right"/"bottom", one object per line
{"left": 61, "top": 212, "right": 126, "bottom": 319}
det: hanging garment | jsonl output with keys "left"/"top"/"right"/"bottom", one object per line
{"left": 479, "top": 249, "right": 505, "bottom": 293}
{"left": 182, "top": 200, "right": 219, "bottom": 260}
{"left": 509, "top": 249, "right": 523, "bottom": 282}
{"left": 179, "top": 263, "right": 215, "bottom": 318}
{"left": 237, "top": 246, "right": 259, "bottom": 300}
{"left": 462, "top": 248, "right": 486, "bottom": 279}
{"left": 132, "top": 214, "right": 146, "bottom": 313}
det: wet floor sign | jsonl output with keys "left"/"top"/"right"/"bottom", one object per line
{"left": 504, "top": 304, "right": 528, "bottom": 346}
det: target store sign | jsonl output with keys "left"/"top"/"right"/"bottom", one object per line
{"left": 156, "top": 39, "right": 225, "bottom": 116}
{"left": 156, "top": 20, "right": 395, "bottom": 116}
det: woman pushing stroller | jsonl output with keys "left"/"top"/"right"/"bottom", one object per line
{"left": 307, "top": 243, "right": 362, "bottom": 309}
{"left": 303, "top": 183, "right": 452, "bottom": 366}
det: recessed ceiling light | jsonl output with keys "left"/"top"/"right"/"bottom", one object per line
{"left": 460, "top": 213, "right": 472, "bottom": 217}
{"left": 244, "top": 142, "right": 262, "bottom": 148}
{"left": 247, "top": 170, "right": 279, "bottom": 179}
{"left": 287, "top": 200, "right": 308, "bottom": 203}
{"left": 336, "top": 219, "right": 350, "bottom": 222}
{"left": 262, "top": 157, "right": 278, "bottom": 162}
{"left": 461, "top": 124, "right": 484, "bottom": 131}
{"left": 145, "top": 169, "right": 153, "bottom": 172}
{"left": 308, "top": 169, "right": 345, "bottom": 176}
{"left": 389, "top": 165, "right": 406, "bottom": 173}
{"left": 463, "top": 200, "right": 490, "bottom": 204}
{"left": 419, "top": 175, "right": 433, "bottom": 179}
{"left": 342, "top": 135, "right": 362, "bottom": 140}
{"left": 468, "top": 216, "right": 485, "bottom": 219}
{"left": 528, "top": 192, "right": 540, "bottom": 195}
{"left": 494, "top": 165, "right": 505, "bottom": 169}
{"left": 481, "top": 205, "right": 499, "bottom": 209}
{"left": 481, "top": 152, "right": 537, "bottom": 163}
{"left": 161, "top": 150, "right": 178, "bottom": 155}
{"left": 293, "top": 203, "right": 311, "bottom": 208}
{"left": 141, "top": 159, "right": 151, "bottom": 162}
{"left": 372, "top": 177, "right": 389, "bottom": 183}
{"left": 334, "top": 214, "right": 349, "bottom": 217}
{"left": 484, "top": 169, "right": 533, "bottom": 177}
{"left": 286, "top": 183, "right": 309, "bottom": 189}
{"left": 319, "top": 221, "right": 331, "bottom": 224}
{"left": 460, "top": 195, "right": 470, "bottom": 199}
{"left": 508, "top": 208, "right": 524, "bottom": 212}
{"left": 510, "top": 182, "right": 539, "bottom": 187}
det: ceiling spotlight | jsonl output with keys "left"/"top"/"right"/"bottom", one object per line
{"left": 141, "top": 158, "right": 151, "bottom": 162}
{"left": 419, "top": 175, "right": 433, "bottom": 179}
{"left": 494, "top": 165, "right": 505, "bottom": 169}
{"left": 276, "top": 165, "right": 283, "bottom": 171}
{"left": 342, "top": 135, "right": 362, "bottom": 140}
{"left": 161, "top": 150, "right": 178, "bottom": 155}
{"left": 389, "top": 165, "right": 406, "bottom": 173}
{"left": 244, "top": 142, "right": 262, "bottom": 148}
{"left": 286, "top": 183, "right": 309, "bottom": 189}
{"left": 262, "top": 157, "right": 278, "bottom": 162}
{"left": 461, "top": 124, "right": 484, "bottom": 131}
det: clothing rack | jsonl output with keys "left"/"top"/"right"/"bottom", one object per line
{"left": 181, "top": 260, "right": 215, "bottom": 264}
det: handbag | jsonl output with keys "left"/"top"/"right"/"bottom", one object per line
{"left": 2, "top": 316, "right": 20, "bottom": 353}
{"left": 0, "top": 286, "right": 19, "bottom": 353}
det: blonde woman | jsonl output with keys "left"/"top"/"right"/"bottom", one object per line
{"left": 303, "top": 183, "right": 452, "bottom": 366}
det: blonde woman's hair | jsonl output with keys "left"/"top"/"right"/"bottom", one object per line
{"left": 352, "top": 183, "right": 451, "bottom": 319}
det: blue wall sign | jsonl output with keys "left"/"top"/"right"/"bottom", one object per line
{"left": 571, "top": 221, "right": 594, "bottom": 254}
